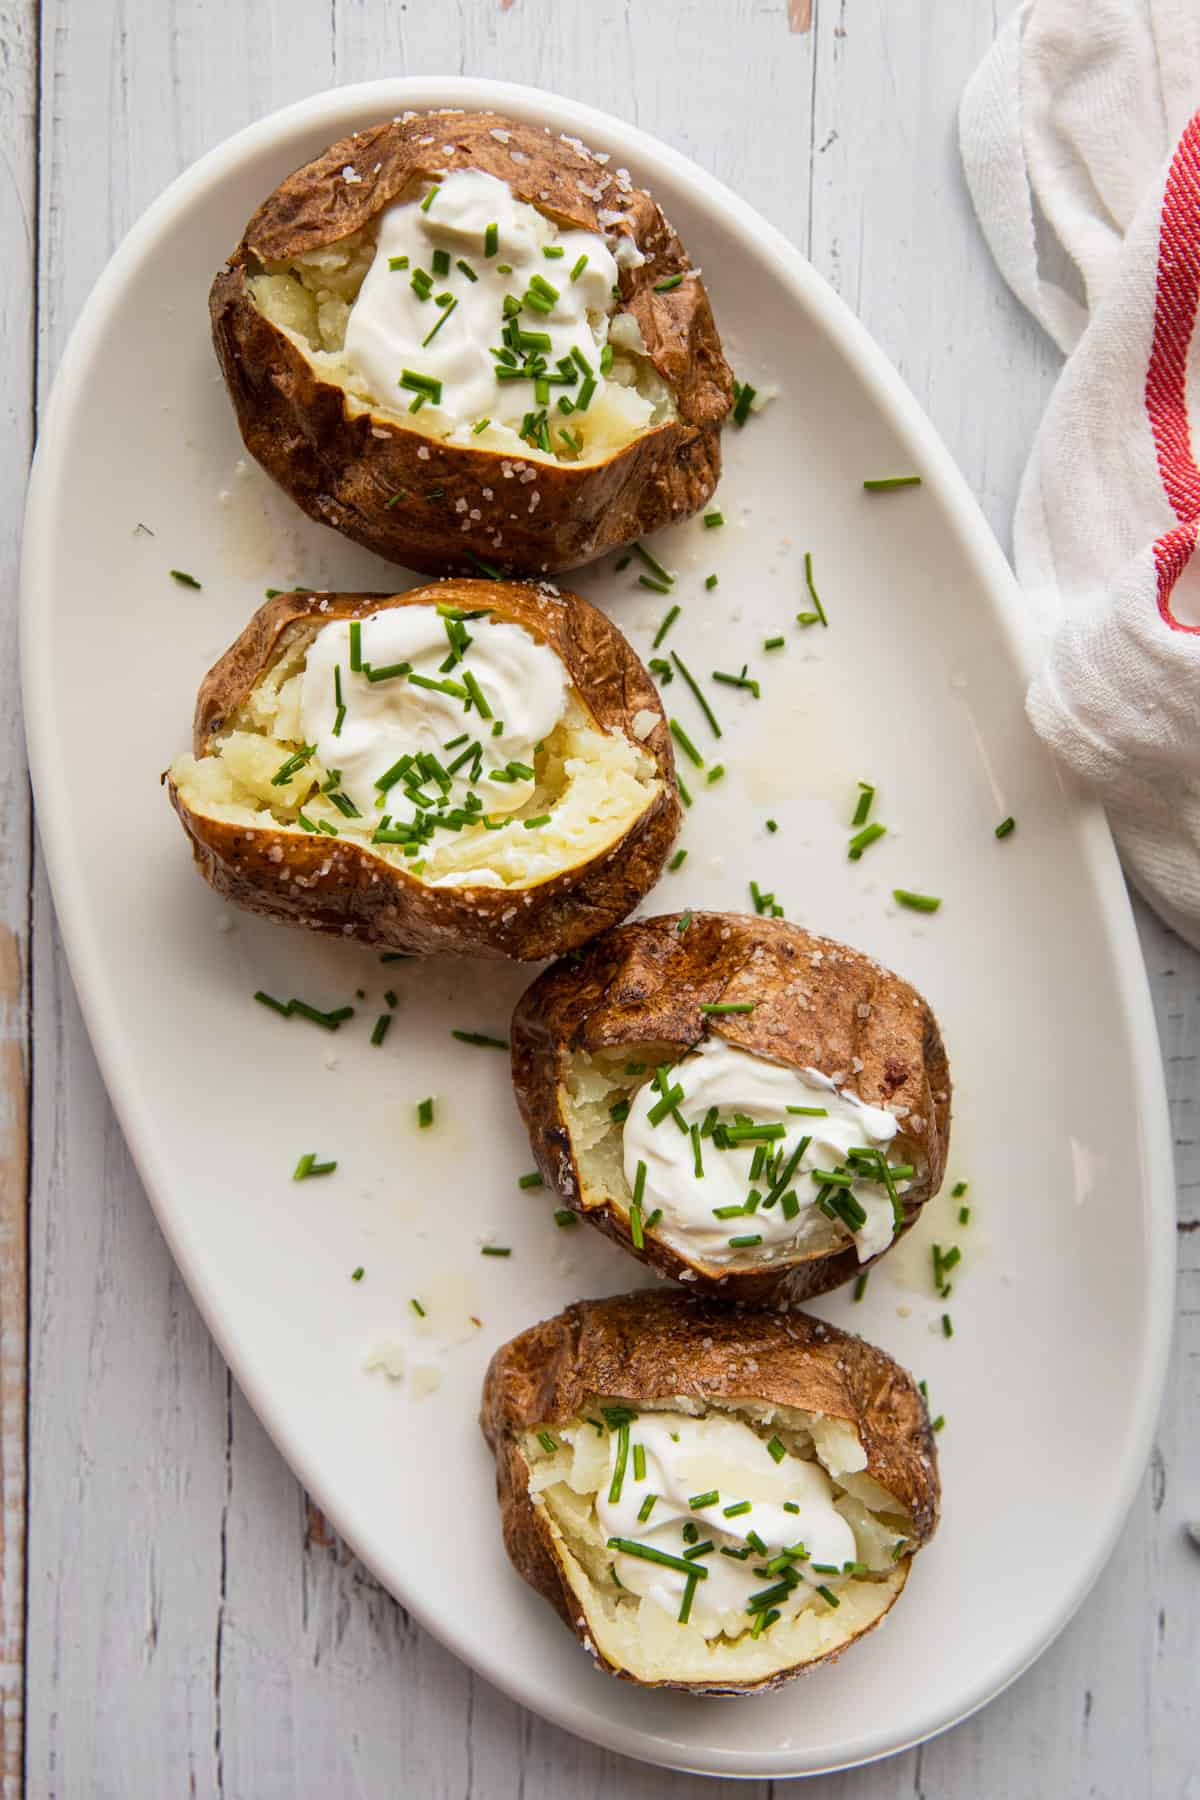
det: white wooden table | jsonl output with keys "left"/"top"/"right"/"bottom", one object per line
{"left": 2, "top": 2, "right": 1196, "bottom": 1793}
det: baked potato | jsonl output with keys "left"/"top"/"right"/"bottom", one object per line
{"left": 210, "top": 110, "right": 733, "bottom": 578}
{"left": 166, "top": 579, "right": 680, "bottom": 960}
{"left": 511, "top": 912, "right": 950, "bottom": 1297}
{"left": 481, "top": 1290, "right": 939, "bottom": 1693}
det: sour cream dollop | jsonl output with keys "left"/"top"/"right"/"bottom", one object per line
{"left": 342, "top": 168, "right": 624, "bottom": 439}
{"left": 594, "top": 1411, "right": 857, "bottom": 1637}
{"left": 298, "top": 606, "right": 566, "bottom": 823}
{"left": 622, "top": 1038, "right": 903, "bottom": 1265}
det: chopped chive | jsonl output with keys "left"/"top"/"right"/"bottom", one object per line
{"left": 420, "top": 185, "right": 440, "bottom": 213}
{"left": 848, "top": 823, "right": 886, "bottom": 860}
{"left": 893, "top": 889, "right": 942, "bottom": 913}
{"left": 349, "top": 620, "right": 363, "bottom": 671}
{"left": 654, "top": 273, "right": 684, "bottom": 292}
{"left": 421, "top": 296, "right": 458, "bottom": 346}
{"left": 703, "top": 510, "right": 724, "bottom": 528}
{"left": 388, "top": 255, "right": 410, "bottom": 272}
{"left": 451, "top": 1029, "right": 509, "bottom": 1049}
{"left": 691, "top": 1124, "right": 704, "bottom": 1179}
{"left": 705, "top": 574, "right": 718, "bottom": 589}
{"left": 639, "top": 574, "right": 672, "bottom": 595}
{"left": 706, "top": 764, "right": 725, "bottom": 785}
{"left": 484, "top": 221, "right": 498, "bottom": 256}
{"left": 853, "top": 1272, "right": 870, "bottom": 1302}
{"left": 350, "top": 1267, "right": 364, "bottom": 1283}
{"left": 698, "top": 1001, "right": 755, "bottom": 1015}
{"left": 371, "top": 1014, "right": 392, "bottom": 1047}
{"left": 816, "top": 1585, "right": 840, "bottom": 1607}
{"left": 669, "top": 652, "right": 722, "bottom": 738}
{"left": 570, "top": 253, "right": 588, "bottom": 280}
{"left": 931, "top": 1414, "right": 946, "bottom": 1431}
{"left": 631, "top": 1442, "right": 646, "bottom": 1483}
{"left": 863, "top": 475, "right": 921, "bottom": 491}
{"left": 461, "top": 668, "right": 494, "bottom": 719}
{"left": 523, "top": 814, "right": 551, "bottom": 831}
{"left": 481, "top": 1245, "right": 511, "bottom": 1257}
{"left": 996, "top": 816, "right": 1016, "bottom": 839}
{"left": 430, "top": 248, "right": 450, "bottom": 277}
{"left": 535, "top": 1429, "right": 558, "bottom": 1453}
{"left": 668, "top": 849, "right": 687, "bottom": 872}
{"left": 959, "top": 1205, "right": 971, "bottom": 1225}
{"left": 763, "top": 636, "right": 785, "bottom": 651}
{"left": 293, "top": 1153, "right": 337, "bottom": 1180}
{"left": 169, "top": 569, "right": 201, "bottom": 589}
{"left": 637, "top": 1492, "right": 657, "bottom": 1523}
{"left": 652, "top": 604, "right": 681, "bottom": 648}
{"left": 415, "top": 1096, "right": 434, "bottom": 1129}
{"left": 732, "top": 381, "right": 756, "bottom": 426}
{"left": 688, "top": 1490, "right": 719, "bottom": 1511}
{"left": 800, "top": 552, "right": 828, "bottom": 627}
{"left": 553, "top": 1209, "right": 577, "bottom": 1227}
{"left": 766, "top": 1436, "right": 786, "bottom": 1464}
{"left": 472, "top": 417, "right": 490, "bottom": 435}
{"left": 631, "top": 541, "right": 673, "bottom": 586}
{"left": 677, "top": 909, "right": 693, "bottom": 935}
{"left": 723, "top": 1500, "right": 752, "bottom": 1519}
{"left": 629, "top": 1200, "right": 644, "bottom": 1249}
{"left": 711, "top": 669, "right": 760, "bottom": 698}
{"left": 254, "top": 989, "right": 291, "bottom": 1017}
{"left": 942, "top": 1313, "right": 954, "bottom": 1338}
{"left": 852, "top": 782, "right": 875, "bottom": 827}
{"left": 669, "top": 719, "right": 705, "bottom": 769}
{"left": 608, "top": 1422, "right": 630, "bottom": 1504}
{"left": 952, "top": 1181, "right": 968, "bottom": 1197}
{"left": 518, "top": 1171, "right": 543, "bottom": 1190}
{"left": 728, "top": 1234, "right": 763, "bottom": 1248}
{"left": 607, "top": 1538, "right": 708, "bottom": 1578}
{"left": 678, "top": 777, "right": 692, "bottom": 807}
{"left": 766, "top": 818, "right": 778, "bottom": 833}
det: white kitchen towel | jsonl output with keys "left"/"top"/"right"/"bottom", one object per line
{"left": 960, "top": 0, "right": 1200, "bottom": 948}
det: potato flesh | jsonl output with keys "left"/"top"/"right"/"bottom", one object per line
{"left": 561, "top": 1046, "right": 847, "bottom": 1266}
{"left": 170, "top": 626, "right": 660, "bottom": 890}
{"left": 524, "top": 1396, "right": 912, "bottom": 1685}
{"left": 248, "top": 221, "right": 677, "bottom": 466}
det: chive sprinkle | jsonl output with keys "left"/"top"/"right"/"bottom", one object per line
{"left": 959, "top": 1205, "right": 971, "bottom": 1225}
{"left": 420, "top": 184, "right": 440, "bottom": 212}
{"left": 481, "top": 1245, "right": 512, "bottom": 1257}
{"left": 570, "top": 253, "right": 588, "bottom": 280}
{"left": 853, "top": 1272, "right": 870, "bottom": 1302}
{"left": 800, "top": 551, "right": 828, "bottom": 627}
{"left": 293, "top": 1153, "right": 337, "bottom": 1180}
{"left": 451, "top": 1029, "right": 509, "bottom": 1048}
{"left": 669, "top": 719, "right": 705, "bottom": 768}
{"left": 351, "top": 1267, "right": 364, "bottom": 1282}
{"left": 703, "top": 510, "right": 724, "bottom": 528}
{"left": 553, "top": 1209, "right": 577, "bottom": 1227}
{"left": 952, "top": 1181, "right": 968, "bottom": 1197}
{"left": 652, "top": 604, "right": 681, "bottom": 648}
{"left": 766, "top": 1436, "right": 786, "bottom": 1464}
{"left": 688, "top": 1490, "right": 719, "bottom": 1510}
{"left": 852, "top": 782, "right": 875, "bottom": 826}
{"left": 705, "top": 574, "right": 718, "bottom": 589}
{"left": 848, "top": 822, "right": 886, "bottom": 860}
{"left": 606, "top": 1539, "right": 708, "bottom": 1578}
{"left": 931, "top": 1414, "right": 946, "bottom": 1431}
{"left": 728, "top": 1234, "right": 763, "bottom": 1248}
{"left": 995, "top": 816, "right": 1017, "bottom": 839}
{"left": 942, "top": 1313, "right": 954, "bottom": 1338}
{"left": 669, "top": 653, "right": 722, "bottom": 737}
{"left": 893, "top": 889, "right": 942, "bottom": 913}
{"left": 699, "top": 1001, "right": 755, "bottom": 1015}
{"left": 371, "top": 1014, "right": 392, "bottom": 1047}
{"left": 763, "top": 636, "right": 785, "bottom": 651}
{"left": 863, "top": 475, "right": 921, "bottom": 491}
{"left": 169, "top": 569, "right": 201, "bottom": 589}
{"left": 639, "top": 574, "right": 672, "bottom": 595}
{"left": 608, "top": 1422, "right": 630, "bottom": 1503}
{"left": 637, "top": 1492, "right": 657, "bottom": 1523}
{"left": 631, "top": 542, "right": 673, "bottom": 585}
{"left": 421, "top": 297, "right": 458, "bottom": 346}
{"left": 668, "top": 849, "right": 687, "bottom": 871}
{"left": 417, "top": 1097, "right": 434, "bottom": 1128}
{"left": 518, "top": 1171, "right": 543, "bottom": 1189}
{"left": 536, "top": 1429, "right": 558, "bottom": 1453}
{"left": 654, "top": 273, "right": 684, "bottom": 292}
{"left": 484, "top": 222, "right": 498, "bottom": 256}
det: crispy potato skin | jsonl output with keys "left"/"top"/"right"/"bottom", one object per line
{"left": 480, "top": 1289, "right": 939, "bottom": 1693}
{"left": 209, "top": 111, "right": 734, "bottom": 577}
{"left": 166, "top": 579, "right": 681, "bottom": 960}
{"left": 511, "top": 912, "right": 951, "bottom": 1297}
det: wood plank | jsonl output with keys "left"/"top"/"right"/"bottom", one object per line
{"left": 0, "top": 2, "right": 38, "bottom": 1794}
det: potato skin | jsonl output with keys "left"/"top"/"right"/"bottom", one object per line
{"left": 480, "top": 1289, "right": 939, "bottom": 1693}
{"left": 166, "top": 579, "right": 681, "bottom": 960}
{"left": 210, "top": 110, "right": 734, "bottom": 578}
{"left": 511, "top": 912, "right": 951, "bottom": 1297}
